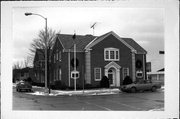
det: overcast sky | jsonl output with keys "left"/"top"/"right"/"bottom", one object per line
{"left": 13, "top": 7, "right": 164, "bottom": 72}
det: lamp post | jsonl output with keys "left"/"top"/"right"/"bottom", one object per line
{"left": 25, "top": 12, "right": 49, "bottom": 93}
{"left": 73, "top": 32, "right": 77, "bottom": 91}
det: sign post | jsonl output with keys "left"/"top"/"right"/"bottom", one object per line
{"left": 71, "top": 70, "right": 79, "bottom": 91}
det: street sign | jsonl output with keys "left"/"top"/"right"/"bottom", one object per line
{"left": 71, "top": 70, "right": 79, "bottom": 79}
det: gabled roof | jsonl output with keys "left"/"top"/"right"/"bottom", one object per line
{"left": 34, "top": 49, "right": 52, "bottom": 63}
{"left": 121, "top": 38, "right": 147, "bottom": 54}
{"left": 56, "top": 34, "right": 96, "bottom": 51}
{"left": 34, "top": 49, "right": 44, "bottom": 61}
{"left": 85, "top": 31, "right": 147, "bottom": 54}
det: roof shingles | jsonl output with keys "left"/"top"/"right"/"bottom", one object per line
{"left": 57, "top": 34, "right": 96, "bottom": 51}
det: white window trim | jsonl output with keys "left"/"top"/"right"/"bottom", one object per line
{"left": 123, "top": 68, "right": 129, "bottom": 80}
{"left": 94, "top": 68, "right": 101, "bottom": 81}
{"left": 104, "top": 48, "right": 119, "bottom": 61}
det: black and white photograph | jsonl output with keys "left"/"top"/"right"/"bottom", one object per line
{"left": 1, "top": 0, "right": 179, "bottom": 119}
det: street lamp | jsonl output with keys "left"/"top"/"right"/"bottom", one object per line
{"left": 25, "top": 12, "right": 49, "bottom": 93}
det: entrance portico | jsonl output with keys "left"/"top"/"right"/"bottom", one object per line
{"left": 105, "top": 62, "right": 121, "bottom": 87}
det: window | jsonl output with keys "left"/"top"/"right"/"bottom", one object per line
{"left": 105, "top": 50, "right": 109, "bottom": 59}
{"left": 59, "top": 51, "right": 61, "bottom": 61}
{"left": 54, "top": 54, "right": 56, "bottom": 63}
{"left": 59, "top": 69, "right": 61, "bottom": 80}
{"left": 94, "top": 68, "right": 101, "bottom": 81}
{"left": 110, "top": 51, "right": 115, "bottom": 59}
{"left": 104, "top": 48, "right": 119, "bottom": 61}
{"left": 116, "top": 51, "right": 119, "bottom": 59}
{"left": 56, "top": 68, "right": 58, "bottom": 80}
{"left": 53, "top": 70, "right": 56, "bottom": 81}
{"left": 56, "top": 50, "right": 58, "bottom": 61}
{"left": 123, "top": 68, "right": 129, "bottom": 80}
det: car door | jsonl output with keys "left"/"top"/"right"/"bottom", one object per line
{"left": 135, "top": 82, "right": 144, "bottom": 90}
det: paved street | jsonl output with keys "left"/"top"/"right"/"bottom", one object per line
{"left": 13, "top": 87, "right": 164, "bottom": 111}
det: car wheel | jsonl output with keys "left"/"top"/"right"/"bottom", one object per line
{"left": 131, "top": 87, "right": 136, "bottom": 93}
{"left": 151, "top": 86, "right": 157, "bottom": 92}
{"left": 16, "top": 89, "right": 18, "bottom": 92}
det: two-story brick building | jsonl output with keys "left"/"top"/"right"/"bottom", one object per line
{"left": 49, "top": 31, "right": 147, "bottom": 88}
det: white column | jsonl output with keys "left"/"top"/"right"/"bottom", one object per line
{"left": 116, "top": 69, "right": 120, "bottom": 87}
{"left": 85, "top": 50, "right": 91, "bottom": 84}
{"left": 132, "top": 52, "right": 136, "bottom": 82}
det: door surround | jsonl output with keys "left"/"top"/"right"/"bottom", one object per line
{"left": 105, "top": 61, "right": 121, "bottom": 87}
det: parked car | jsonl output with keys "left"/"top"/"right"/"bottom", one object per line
{"left": 120, "top": 80, "right": 161, "bottom": 93}
{"left": 16, "top": 80, "right": 32, "bottom": 92}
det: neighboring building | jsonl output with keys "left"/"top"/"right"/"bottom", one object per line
{"left": 50, "top": 31, "right": 147, "bottom": 88}
{"left": 146, "top": 62, "right": 151, "bottom": 72}
{"left": 13, "top": 67, "right": 35, "bottom": 83}
{"left": 147, "top": 68, "right": 164, "bottom": 85}
{"left": 33, "top": 49, "right": 45, "bottom": 84}
{"left": 33, "top": 49, "right": 52, "bottom": 84}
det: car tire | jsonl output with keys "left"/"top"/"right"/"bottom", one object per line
{"left": 131, "top": 87, "right": 136, "bottom": 93}
{"left": 151, "top": 86, "right": 157, "bottom": 92}
{"left": 16, "top": 89, "right": 18, "bottom": 92}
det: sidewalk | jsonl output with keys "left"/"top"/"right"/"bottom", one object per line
{"left": 30, "top": 86, "right": 121, "bottom": 96}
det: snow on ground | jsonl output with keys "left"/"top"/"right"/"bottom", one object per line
{"left": 28, "top": 87, "right": 120, "bottom": 96}
{"left": 13, "top": 84, "right": 164, "bottom": 96}
{"left": 148, "top": 108, "right": 164, "bottom": 111}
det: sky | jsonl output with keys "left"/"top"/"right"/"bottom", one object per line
{"left": 13, "top": 7, "right": 164, "bottom": 72}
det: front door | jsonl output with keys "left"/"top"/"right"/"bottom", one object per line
{"left": 108, "top": 68, "right": 116, "bottom": 86}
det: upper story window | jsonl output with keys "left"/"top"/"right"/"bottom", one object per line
{"left": 59, "top": 51, "right": 61, "bottom": 61}
{"left": 104, "top": 48, "right": 119, "bottom": 61}
{"left": 54, "top": 54, "right": 56, "bottom": 63}
{"left": 56, "top": 50, "right": 59, "bottom": 61}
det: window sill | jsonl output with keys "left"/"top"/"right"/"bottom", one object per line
{"left": 105, "top": 59, "right": 119, "bottom": 61}
{"left": 95, "top": 79, "right": 101, "bottom": 81}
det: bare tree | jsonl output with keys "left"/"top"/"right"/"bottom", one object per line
{"left": 24, "top": 56, "right": 32, "bottom": 68}
{"left": 13, "top": 61, "right": 22, "bottom": 69}
{"left": 29, "top": 28, "right": 59, "bottom": 65}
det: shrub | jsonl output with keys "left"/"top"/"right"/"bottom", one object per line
{"left": 26, "top": 77, "right": 32, "bottom": 84}
{"left": 123, "top": 76, "right": 133, "bottom": 85}
{"left": 100, "top": 76, "right": 109, "bottom": 88}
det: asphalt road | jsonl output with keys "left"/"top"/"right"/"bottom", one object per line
{"left": 13, "top": 87, "right": 164, "bottom": 111}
